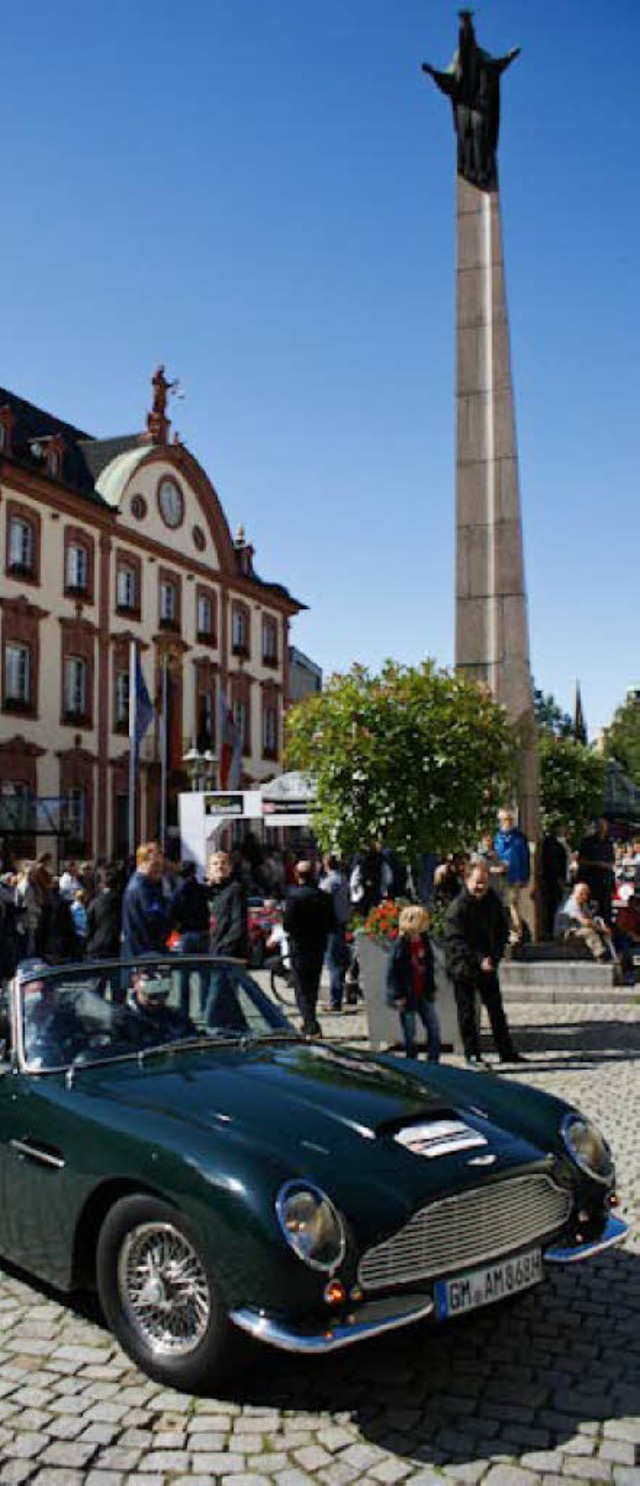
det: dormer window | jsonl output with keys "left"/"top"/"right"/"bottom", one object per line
{"left": 0, "top": 406, "right": 15, "bottom": 454}
{"left": 46, "top": 435, "right": 65, "bottom": 480}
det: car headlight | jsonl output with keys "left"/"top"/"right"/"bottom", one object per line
{"left": 562, "top": 1114, "right": 614, "bottom": 1185}
{"left": 276, "top": 1180, "right": 346, "bottom": 1272}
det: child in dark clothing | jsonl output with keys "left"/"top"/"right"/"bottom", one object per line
{"left": 385, "top": 905, "right": 441, "bottom": 1061}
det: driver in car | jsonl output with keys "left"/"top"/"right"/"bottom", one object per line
{"left": 126, "top": 967, "right": 198, "bottom": 1043}
{"left": 20, "top": 960, "right": 82, "bottom": 1067}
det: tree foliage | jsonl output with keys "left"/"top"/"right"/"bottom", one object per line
{"left": 539, "top": 734, "right": 606, "bottom": 842}
{"left": 534, "top": 687, "right": 574, "bottom": 738}
{"left": 602, "top": 694, "right": 640, "bottom": 786}
{"left": 284, "top": 660, "right": 514, "bottom": 861}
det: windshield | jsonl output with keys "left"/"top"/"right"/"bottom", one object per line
{"left": 16, "top": 957, "right": 295, "bottom": 1072}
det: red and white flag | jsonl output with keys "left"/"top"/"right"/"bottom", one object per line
{"left": 218, "top": 690, "right": 242, "bottom": 790}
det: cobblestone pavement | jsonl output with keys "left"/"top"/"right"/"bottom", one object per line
{"left": 0, "top": 997, "right": 638, "bottom": 1485}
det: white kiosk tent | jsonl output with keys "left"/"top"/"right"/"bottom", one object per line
{"left": 178, "top": 772, "right": 316, "bottom": 875}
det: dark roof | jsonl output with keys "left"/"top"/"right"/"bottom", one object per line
{"left": 0, "top": 386, "right": 91, "bottom": 446}
{"left": 77, "top": 434, "right": 142, "bottom": 484}
{"left": 251, "top": 570, "right": 306, "bottom": 610}
{"left": 0, "top": 387, "right": 143, "bottom": 502}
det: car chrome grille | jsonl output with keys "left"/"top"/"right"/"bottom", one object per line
{"left": 358, "top": 1174, "right": 572, "bottom": 1292}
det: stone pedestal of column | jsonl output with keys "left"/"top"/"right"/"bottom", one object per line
{"left": 455, "top": 175, "right": 540, "bottom": 845}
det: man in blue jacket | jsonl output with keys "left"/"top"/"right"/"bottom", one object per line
{"left": 121, "top": 842, "right": 169, "bottom": 960}
{"left": 493, "top": 807, "right": 530, "bottom": 944}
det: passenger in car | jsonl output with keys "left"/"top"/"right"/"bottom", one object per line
{"left": 125, "top": 968, "right": 197, "bottom": 1043}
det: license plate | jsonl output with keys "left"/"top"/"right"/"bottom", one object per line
{"left": 435, "top": 1246, "right": 543, "bottom": 1319}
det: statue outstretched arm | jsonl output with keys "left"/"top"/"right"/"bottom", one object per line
{"left": 492, "top": 46, "right": 521, "bottom": 75}
{"left": 421, "top": 62, "right": 457, "bottom": 97}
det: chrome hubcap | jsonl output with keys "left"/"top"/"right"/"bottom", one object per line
{"left": 118, "top": 1221, "right": 211, "bottom": 1357}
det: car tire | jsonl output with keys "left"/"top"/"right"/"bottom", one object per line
{"left": 96, "top": 1194, "right": 240, "bottom": 1391}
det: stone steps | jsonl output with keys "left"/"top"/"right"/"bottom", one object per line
{"left": 500, "top": 960, "right": 637, "bottom": 1005}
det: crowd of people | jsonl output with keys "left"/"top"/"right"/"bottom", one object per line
{"left": 1, "top": 810, "right": 638, "bottom": 1063}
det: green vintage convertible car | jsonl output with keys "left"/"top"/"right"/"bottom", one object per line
{"left": 0, "top": 955, "right": 628, "bottom": 1392}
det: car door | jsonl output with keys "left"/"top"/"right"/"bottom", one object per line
{"left": 0, "top": 1066, "right": 78, "bottom": 1289}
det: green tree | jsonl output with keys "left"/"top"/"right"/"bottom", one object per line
{"left": 533, "top": 687, "right": 574, "bottom": 738}
{"left": 284, "top": 660, "right": 514, "bottom": 861}
{"left": 602, "top": 694, "right": 640, "bottom": 786}
{"left": 539, "top": 734, "right": 606, "bottom": 842}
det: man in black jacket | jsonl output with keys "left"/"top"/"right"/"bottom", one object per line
{"left": 207, "top": 852, "right": 248, "bottom": 960}
{"left": 444, "top": 860, "right": 524, "bottom": 1068}
{"left": 283, "top": 861, "right": 335, "bottom": 1036}
{"left": 86, "top": 867, "right": 123, "bottom": 960}
{"left": 170, "top": 862, "right": 211, "bottom": 952}
{"left": 170, "top": 860, "right": 211, "bottom": 1017}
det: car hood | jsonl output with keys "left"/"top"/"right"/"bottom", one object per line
{"left": 77, "top": 1039, "right": 548, "bottom": 1192}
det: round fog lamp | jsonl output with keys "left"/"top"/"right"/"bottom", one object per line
{"left": 324, "top": 1279, "right": 346, "bottom": 1306}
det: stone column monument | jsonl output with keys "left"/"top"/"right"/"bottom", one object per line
{"left": 422, "top": 11, "right": 540, "bottom": 845}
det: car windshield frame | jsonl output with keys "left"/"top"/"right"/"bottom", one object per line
{"left": 13, "top": 956, "right": 297, "bottom": 1075}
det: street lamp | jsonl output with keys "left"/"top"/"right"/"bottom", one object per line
{"left": 182, "top": 746, "right": 218, "bottom": 792}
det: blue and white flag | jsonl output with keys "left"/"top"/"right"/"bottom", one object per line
{"left": 134, "top": 653, "right": 154, "bottom": 754}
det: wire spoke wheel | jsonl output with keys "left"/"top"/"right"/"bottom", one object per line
{"left": 118, "top": 1221, "right": 211, "bottom": 1357}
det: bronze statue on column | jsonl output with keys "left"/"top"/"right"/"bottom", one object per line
{"left": 422, "top": 11, "right": 520, "bottom": 190}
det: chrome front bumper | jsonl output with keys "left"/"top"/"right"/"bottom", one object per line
{"left": 230, "top": 1291, "right": 435, "bottom": 1354}
{"left": 543, "top": 1212, "right": 629, "bottom": 1263}
{"left": 230, "top": 1213, "right": 629, "bottom": 1355}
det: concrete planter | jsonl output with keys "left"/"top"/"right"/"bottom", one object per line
{"left": 356, "top": 931, "right": 461, "bottom": 1055}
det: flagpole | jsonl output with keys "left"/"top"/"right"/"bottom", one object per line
{"left": 128, "top": 638, "right": 137, "bottom": 858}
{"left": 160, "top": 650, "right": 168, "bottom": 851}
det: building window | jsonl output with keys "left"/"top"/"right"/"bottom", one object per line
{"left": 130, "top": 494, "right": 147, "bottom": 521}
{"left": 8, "top": 517, "right": 35, "bottom": 575}
{"left": 160, "top": 581, "right": 175, "bottom": 621}
{"left": 231, "top": 605, "right": 250, "bottom": 656}
{"left": 65, "top": 543, "right": 88, "bottom": 594}
{"left": 262, "top": 703, "right": 278, "bottom": 758}
{"left": 5, "top": 643, "right": 31, "bottom": 707}
{"left": 196, "top": 689, "right": 215, "bottom": 753}
{"left": 116, "top": 563, "right": 138, "bottom": 613}
{"left": 0, "top": 780, "right": 32, "bottom": 832}
{"left": 65, "top": 788, "right": 86, "bottom": 851}
{"left": 197, "top": 592, "right": 214, "bottom": 641}
{"left": 262, "top": 616, "right": 278, "bottom": 666}
{"left": 234, "top": 699, "right": 246, "bottom": 748}
{"left": 159, "top": 579, "right": 179, "bottom": 628}
{"left": 115, "top": 669, "right": 130, "bottom": 731}
{"left": 64, "top": 656, "right": 88, "bottom": 721}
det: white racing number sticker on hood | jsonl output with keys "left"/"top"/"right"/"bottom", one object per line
{"left": 394, "top": 1120, "right": 488, "bottom": 1158}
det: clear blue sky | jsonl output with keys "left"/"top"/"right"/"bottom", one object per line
{"left": 3, "top": 1, "right": 638, "bottom": 735}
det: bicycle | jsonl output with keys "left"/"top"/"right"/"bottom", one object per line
{"left": 267, "top": 949, "right": 297, "bottom": 1008}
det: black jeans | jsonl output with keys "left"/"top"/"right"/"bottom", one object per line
{"left": 291, "top": 950, "right": 324, "bottom": 1033}
{"left": 454, "top": 969, "right": 517, "bottom": 1061}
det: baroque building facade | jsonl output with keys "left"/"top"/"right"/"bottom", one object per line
{"left": 0, "top": 370, "right": 302, "bottom": 861}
